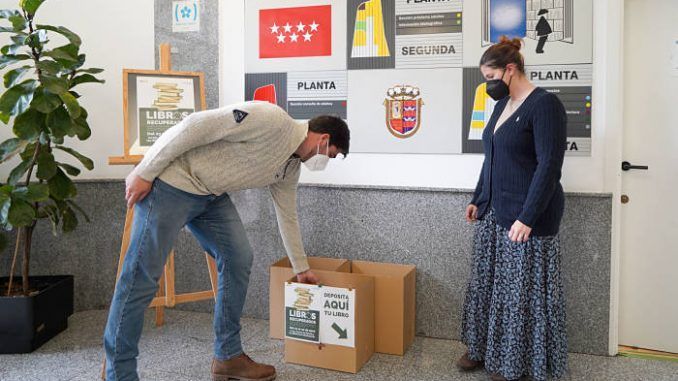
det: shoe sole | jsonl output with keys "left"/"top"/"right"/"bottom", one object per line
{"left": 212, "top": 373, "right": 277, "bottom": 381}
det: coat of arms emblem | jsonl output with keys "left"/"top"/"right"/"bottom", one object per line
{"left": 383, "top": 85, "right": 423, "bottom": 139}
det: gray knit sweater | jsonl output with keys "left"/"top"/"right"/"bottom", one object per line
{"left": 132, "top": 101, "right": 310, "bottom": 273}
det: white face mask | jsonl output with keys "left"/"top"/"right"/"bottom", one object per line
{"left": 303, "top": 140, "right": 330, "bottom": 171}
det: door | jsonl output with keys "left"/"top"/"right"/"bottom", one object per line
{"left": 619, "top": 0, "right": 678, "bottom": 353}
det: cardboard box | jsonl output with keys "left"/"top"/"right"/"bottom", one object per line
{"left": 269, "top": 257, "right": 351, "bottom": 339}
{"left": 284, "top": 269, "right": 375, "bottom": 373}
{"left": 351, "top": 260, "right": 416, "bottom": 355}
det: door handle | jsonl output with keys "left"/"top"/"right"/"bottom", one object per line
{"left": 621, "top": 161, "right": 649, "bottom": 171}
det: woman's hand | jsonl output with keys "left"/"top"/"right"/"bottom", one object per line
{"left": 465, "top": 204, "right": 479, "bottom": 222}
{"left": 509, "top": 220, "right": 532, "bottom": 242}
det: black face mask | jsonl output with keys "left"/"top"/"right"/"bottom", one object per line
{"left": 485, "top": 69, "right": 512, "bottom": 101}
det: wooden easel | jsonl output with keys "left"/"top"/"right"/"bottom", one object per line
{"left": 102, "top": 43, "right": 216, "bottom": 379}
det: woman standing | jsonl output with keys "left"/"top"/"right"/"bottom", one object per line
{"left": 458, "top": 36, "right": 568, "bottom": 381}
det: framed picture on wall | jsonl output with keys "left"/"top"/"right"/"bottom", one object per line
{"left": 123, "top": 69, "right": 206, "bottom": 155}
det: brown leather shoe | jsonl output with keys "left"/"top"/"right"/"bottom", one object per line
{"left": 457, "top": 352, "right": 483, "bottom": 371}
{"left": 211, "top": 354, "right": 276, "bottom": 381}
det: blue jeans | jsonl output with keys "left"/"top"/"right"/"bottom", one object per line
{"left": 103, "top": 179, "right": 254, "bottom": 381}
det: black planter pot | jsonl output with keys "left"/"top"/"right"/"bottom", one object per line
{"left": 0, "top": 275, "right": 74, "bottom": 354}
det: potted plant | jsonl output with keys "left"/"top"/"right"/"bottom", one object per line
{"left": 0, "top": 0, "right": 104, "bottom": 354}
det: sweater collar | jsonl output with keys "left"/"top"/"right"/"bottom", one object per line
{"left": 288, "top": 121, "right": 309, "bottom": 159}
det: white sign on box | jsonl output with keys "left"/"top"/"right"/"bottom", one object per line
{"left": 284, "top": 282, "right": 356, "bottom": 348}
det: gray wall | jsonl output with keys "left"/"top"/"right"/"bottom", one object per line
{"left": 154, "top": 0, "right": 219, "bottom": 109}
{"left": 0, "top": 181, "right": 612, "bottom": 356}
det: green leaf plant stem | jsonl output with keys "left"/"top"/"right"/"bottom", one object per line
{"left": 0, "top": 0, "right": 103, "bottom": 296}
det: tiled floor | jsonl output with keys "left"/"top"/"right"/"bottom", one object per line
{"left": 1, "top": 310, "right": 677, "bottom": 381}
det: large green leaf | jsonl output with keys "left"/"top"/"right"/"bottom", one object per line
{"left": 3, "top": 65, "right": 31, "bottom": 88}
{"left": 0, "top": 53, "right": 31, "bottom": 70}
{"left": 59, "top": 91, "right": 80, "bottom": 119}
{"left": 0, "top": 184, "right": 12, "bottom": 202}
{"left": 0, "top": 79, "right": 37, "bottom": 123}
{"left": 77, "top": 105, "right": 88, "bottom": 118}
{"left": 0, "top": 138, "right": 28, "bottom": 163}
{"left": 67, "top": 200, "right": 89, "bottom": 222}
{"left": 7, "top": 198, "right": 34, "bottom": 227}
{"left": 46, "top": 106, "right": 72, "bottom": 138}
{"left": 57, "top": 161, "right": 80, "bottom": 176}
{"left": 19, "top": 141, "right": 36, "bottom": 161}
{"left": 43, "top": 44, "right": 78, "bottom": 63}
{"left": 38, "top": 203, "right": 59, "bottom": 235}
{"left": 51, "top": 135, "right": 63, "bottom": 144}
{"left": 11, "top": 33, "right": 28, "bottom": 45}
{"left": 71, "top": 53, "right": 86, "bottom": 70}
{"left": 70, "top": 73, "right": 104, "bottom": 88}
{"left": 36, "top": 60, "right": 62, "bottom": 75}
{"left": 1, "top": 43, "right": 23, "bottom": 55}
{"left": 12, "top": 107, "right": 44, "bottom": 140}
{"left": 13, "top": 183, "right": 49, "bottom": 202}
{"left": 7, "top": 158, "right": 32, "bottom": 185}
{"left": 61, "top": 204, "right": 77, "bottom": 232}
{"left": 36, "top": 25, "right": 81, "bottom": 47}
{"left": 70, "top": 106, "right": 90, "bottom": 140}
{"left": 76, "top": 67, "right": 104, "bottom": 74}
{"left": 54, "top": 145, "right": 93, "bottom": 170}
{"left": 30, "top": 87, "right": 61, "bottom": 113}
{"left": 39, "top": 74, "right": 69, "bottom": 93}
{"left": 20, "top": 0, "right": 47, "bottom": 15}
{"left": 36, "top": 149, "right": 57, "bottom": 180}
{"left": 73, "top": 113, "right": 90, "bottom": 140}
{"left": 47, "top": 167, "right": 76, "bottom": 200}
{"left": 8, "top": 13, "right": 26, "bottom": 31}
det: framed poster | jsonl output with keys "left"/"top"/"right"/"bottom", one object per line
{"left": 123, "top": 69, "right": 206, "bottom": 155}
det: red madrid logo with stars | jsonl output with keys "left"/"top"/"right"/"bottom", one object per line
{"left": 259, "top": 5, "right": 332, "bottom": 59}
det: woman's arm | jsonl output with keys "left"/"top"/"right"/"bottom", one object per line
{"left": 517, "top": 93, "right": 567, "bottom": 227}
{"left": 470, "top": 158, "right": 486, "bottom": 206}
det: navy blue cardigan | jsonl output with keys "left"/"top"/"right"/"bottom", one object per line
{"left": 470, "top": 87, "right": 567, "bottom": 236}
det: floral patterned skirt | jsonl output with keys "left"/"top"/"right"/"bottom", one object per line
{"left": 461, "top": 209, "right": 568, "bottom": 381}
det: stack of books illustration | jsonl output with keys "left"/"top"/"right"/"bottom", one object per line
{"left": 152, "top": 82, "right": 184, "bottom": 110}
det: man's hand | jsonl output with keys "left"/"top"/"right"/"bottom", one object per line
{"left": 125, "top": 173, "right": 152, "bottom": 208}
{"left": 296, "top": 270, "right": 319, "bottom": 284}
{"left": 508, "top": 220, "right": 532, "bottom": 242}
{"left": 465, "top": 204, "right": 479, "bottom": 222}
